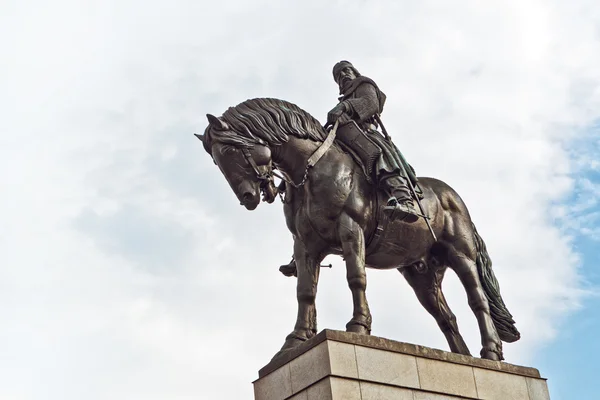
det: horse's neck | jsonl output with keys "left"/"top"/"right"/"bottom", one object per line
{"left": 272, "top": 136, "right": 320, "bottom": 183}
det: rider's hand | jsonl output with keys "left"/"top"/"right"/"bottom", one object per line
{"left": 327, "top": 102, "right": 348, "bottom": 125}
{"left": 338, "top": 113, "right": 351, "bottom": 124}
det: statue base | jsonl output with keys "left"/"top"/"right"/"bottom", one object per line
{"left": 253, "top": 330, "right": 550, "bottom": 400}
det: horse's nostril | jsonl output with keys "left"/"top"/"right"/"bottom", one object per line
{"left": 242, "top": 192, "right": 253, "bottom": 203}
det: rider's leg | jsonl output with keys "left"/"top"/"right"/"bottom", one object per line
{"left": 383, "top": 175, "right": 412, "bottom": 202}
{"left": 380, "top": 174, "right": 419, "bottom": 223}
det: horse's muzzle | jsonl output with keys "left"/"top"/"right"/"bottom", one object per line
{"left": 240, "top": 191, "right": 260, "bottom": 210}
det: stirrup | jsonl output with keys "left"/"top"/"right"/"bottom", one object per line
{"left": 383, "top": 197, "right": 419, "bottom": 223}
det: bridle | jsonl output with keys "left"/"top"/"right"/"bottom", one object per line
{"left": 240, "top": 147, "right": 273, "bottom": 183}
{"left": 240, "top": 120, "right": 340, "bottom": 190}
{"left": 240, "top": 146, "right": 302, "bottom": 203}
{"left": 241, "top": 147, "right": 309, "bottom": 189}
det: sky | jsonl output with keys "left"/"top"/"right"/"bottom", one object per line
{"left": 1, "top": 1, "right": 599, "bottom": 399}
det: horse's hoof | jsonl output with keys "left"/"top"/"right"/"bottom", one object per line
{"left": 276, "top": 332, "right": 310, "bottom": 357}
{"left": 271, "top": 348, "right": 292, "bottom": 362}
{"left": 480, "top": 348, "right": 502, "bottom": 361}
{"left": 346, "top": 322, "right": 371, "bottom": 335}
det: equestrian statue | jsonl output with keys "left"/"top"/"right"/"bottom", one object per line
{"left": 195, "top": 61, "right": 520, "bottom": 362}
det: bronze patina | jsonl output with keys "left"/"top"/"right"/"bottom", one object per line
{"left": 195, "top": 62, "right": 520, "bottom": 362}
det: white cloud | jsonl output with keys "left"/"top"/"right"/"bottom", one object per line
{"left": 1, "top": 0, "right": 600, "bottom": 398}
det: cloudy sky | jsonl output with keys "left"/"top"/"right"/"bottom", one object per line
{"left": 1, "top": 1, "right": 599, "bottom": 399}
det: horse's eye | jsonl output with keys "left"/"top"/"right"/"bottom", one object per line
{"left": 221, "top": 145, "right": 236, "bottom": 155}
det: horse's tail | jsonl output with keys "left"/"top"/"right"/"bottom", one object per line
{"left": 472, "top": 222, "right": 521, "bottom": 343}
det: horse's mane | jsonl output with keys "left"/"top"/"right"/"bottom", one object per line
{"left": 203, "top": 98, "right": 327, "bottom": 152}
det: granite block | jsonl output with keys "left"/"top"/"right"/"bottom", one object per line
{"left": 474, "top": 367, "right": 529, "bottom": 400}
{"left": 417, "top": 358, "right": 478, "bottom": 398}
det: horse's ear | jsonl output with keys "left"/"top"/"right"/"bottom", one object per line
{"left": 206, "top": 113, "right": 228, "bottom": 130}
{"left": 194, "top": 133, "right": 204, "bottom": 142}
{"left": 206, "top": 113, "right": 220, "bottom": 126}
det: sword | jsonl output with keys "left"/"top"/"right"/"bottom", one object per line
{"left": 373, "top": 114, "right": 437, "bottom": 242}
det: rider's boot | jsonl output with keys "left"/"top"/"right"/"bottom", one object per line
{"left": 381, "top": 175, "right": 420, "bottom": 223}
{"left": 279, "top": 256, "right": 297, "bottom": 277}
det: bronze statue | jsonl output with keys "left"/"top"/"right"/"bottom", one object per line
{"left": 195, "top": 64, "right": 520, "bottom": 362}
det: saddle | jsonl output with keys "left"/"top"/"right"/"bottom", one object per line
{"left": 334, "top": 120, "right": 424, "bottom": 199}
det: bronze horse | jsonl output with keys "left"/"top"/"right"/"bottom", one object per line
{"left": 197, "top": 97, "right": 520, "bottom": 361}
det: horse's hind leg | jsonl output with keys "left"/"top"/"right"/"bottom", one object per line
{"left": 448, "top": 249, "right": 503, "bottom": 361}
{"left": 400, "top": 265, "right": 471, "bottom": 356}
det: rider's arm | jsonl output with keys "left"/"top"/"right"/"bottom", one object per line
{"left": 344, "top": 83, "right": 380, "bottom": 124}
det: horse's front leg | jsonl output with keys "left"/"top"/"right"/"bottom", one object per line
{"left": 338, "top": 213, "right": 372, "bottom": 335}
{"left": 278, "top": 240, "right": 322, "bottom": 354}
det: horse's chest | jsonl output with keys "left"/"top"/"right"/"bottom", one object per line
{"left": 285, "top": 197, "right": 339, "bottom": 250}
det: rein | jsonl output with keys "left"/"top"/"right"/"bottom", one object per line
{"left": 242, "top": 120, "right": 340, "bottom": 190}
{"left": 241, "top": 147, "right": 271, "bottom": 182}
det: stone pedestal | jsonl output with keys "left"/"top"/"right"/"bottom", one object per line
{"left": 253, "top": 330, "right": 550, "bottom": 400}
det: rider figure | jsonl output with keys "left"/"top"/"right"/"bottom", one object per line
{"left": 278, "top": 60, "right": 420, "bottom": 277}
{"left": 328, "top": 60, "right": 419, "bottom": 222}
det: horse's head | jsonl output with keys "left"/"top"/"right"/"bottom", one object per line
{"left": 197, "top": 113, "right": 277, "bottom": 210}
